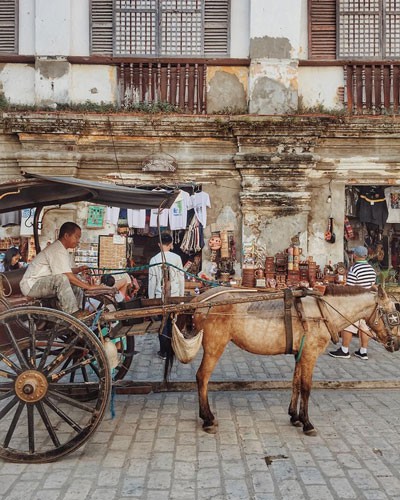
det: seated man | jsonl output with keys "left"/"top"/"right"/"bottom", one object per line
{"left": 20, "top": 221, "right": 108, "bottom": 316}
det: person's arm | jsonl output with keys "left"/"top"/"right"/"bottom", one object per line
{"left": 64, "top": 272, "right": 110, "bottom": 291}
{"left": 72, "top": 265, "right": 89, "bottom": 275}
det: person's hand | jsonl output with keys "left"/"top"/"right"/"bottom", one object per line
{"left": 78, "top": 265, "right": 90, "bottom": 274}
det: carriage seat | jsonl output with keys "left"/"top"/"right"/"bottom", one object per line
{"left": 0, "top": 268, "right": 38, "bottom": 308}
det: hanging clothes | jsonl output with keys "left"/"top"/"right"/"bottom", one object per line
{"left": 169, "top": 190, "right": 192, "bottom": 230}
{"left": 149, "top": 208, "right": 169, "bottom": 227}
{"left": 385, "top": 186, "right": 400, "bottom": 223}
{"left": 191, "top": 191, "right": 211, "bottom": 228}
{"left": 105, "top": 207, "right": 120, "bottom": 226}
{"left": 127, "top": 209, "right": 146, "bottom": 229}
{"left": 357, "top": 186, "right": 388, "bottom": 229}
{"left": 180, "top": 215, "right": 204, "bottom": 254}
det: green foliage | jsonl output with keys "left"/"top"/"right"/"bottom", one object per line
{"left": 213, "top": 105, "right": 248, "bottom": 115}
{"left": 0, "top": 92, "right": 8, "bottom": 109}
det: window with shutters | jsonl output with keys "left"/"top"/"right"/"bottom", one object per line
{"left": 338, "top": 0, "right": 400, "bottom": 59}
{"left": 91, "top": 0, "right": 229, "bottom": 57}
{"left": 309, "top": 0, "right": 400, "bottom": 60}
{"left": 0, "top": 0, "right": 17, "bottom": 54}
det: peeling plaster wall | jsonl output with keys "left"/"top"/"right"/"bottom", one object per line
{"left": 0, "top": 64, "right": 36, "bottom": 105}
{"left": 230, "top": 0, "right": 250, "bottom": 58}
{"left": 249, "top": 60, "right": 298, "bottom": 114}
{"left": 298, "top": 67, "right": 344, "bottom": 110}
{"left": 70, "top": 65, "right": 117, "bottom": 104}
{"left": 207, "top": 67, "right": 248, "bottom": 113}
{"left": 35, "top": 58, "right": 71, "bottom": 105}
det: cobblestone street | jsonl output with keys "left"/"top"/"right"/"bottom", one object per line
{"left": 1, "top": 334, "right": 400, "bottom": 499}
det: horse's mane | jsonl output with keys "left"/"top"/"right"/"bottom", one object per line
{"left": 324, "top": 284, "right": 374, "bottom": 296}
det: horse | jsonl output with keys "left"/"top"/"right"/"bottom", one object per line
{"left": 166, "top": 284, "right": 400, "bottom": 435}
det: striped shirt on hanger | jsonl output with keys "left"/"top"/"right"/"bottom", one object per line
{"left": 346, "top": 261, "right": 376, "bottom": 288}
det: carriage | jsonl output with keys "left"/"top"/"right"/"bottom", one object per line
{"left": 0, "top": 173, "right": 399, "bottom": 463}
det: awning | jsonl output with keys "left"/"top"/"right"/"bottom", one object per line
{"left": 0, "top": 173, "right": 178, "bottom": 213}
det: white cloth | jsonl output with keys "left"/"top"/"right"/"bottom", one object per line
{"left": 191, "top": 191, "right": 211, "bottom": 227}
{"left": 148, "top": 251, "right": 185, "bottom": 299}
{"left": 169, "top": 190, "right": 192, "bottom": 230}
{"left": 127, "top": 209, "right": 146, "bottom": 228}
{"left": 150, "top": 208, "right": 169, "bottom": 227}
{"left": 385, "top": 187, "right": 400, "bottom": 223}
{"left": 105, "top": 207, "right": 120, "bottom": 225}
{"left": 20, "top": 240, "right": 73, "bottom": 294}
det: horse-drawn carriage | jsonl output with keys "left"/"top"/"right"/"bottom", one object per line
{"left": 0, "top": 173, "right": 399, "bottom": 464}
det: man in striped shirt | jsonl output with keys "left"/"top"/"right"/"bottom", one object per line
{"left": 329, "top": 246, "right": 377, "bottom": 360}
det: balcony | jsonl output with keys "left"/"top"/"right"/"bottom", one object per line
{"left": 344, "top": 63, "right": 400, "bottom": 115}
{"left": 117, "top": 61, "right": 207, "bottom": 114}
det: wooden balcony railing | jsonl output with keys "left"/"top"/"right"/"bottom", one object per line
{"left": 117, "top": 62, "right": 207, "bottom": 114}
{"left": 344, "top": 63, "right": 400, "bottom": 115}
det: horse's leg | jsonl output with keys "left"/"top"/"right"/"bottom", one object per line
{"left": 288, "top": 356, "right": 302, "bottom": 427}
{"left": 298, "top": 353, "right": 319, "bottom": 436}
{"left": 196, "top": 338, "right": 228, "bottom": 433}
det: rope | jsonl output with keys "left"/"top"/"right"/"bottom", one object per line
{"left": 89, "top": 263, "right": 220, "bottom": 287}
{"left": 295, "top": 335, "right": 306, "bottom": 363}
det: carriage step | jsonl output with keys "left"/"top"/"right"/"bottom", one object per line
{"left": 125, "top": 320, "right": 160, "bottom": 336}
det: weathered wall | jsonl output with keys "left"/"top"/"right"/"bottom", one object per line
{"left": 1, "top": 113, "right": 400, "bottom": 270}
{"left": 298, "top": 67, "right": 343, "bottom": 111}
{"left": 207, "top": 67, "right": 248, "bottom": 113}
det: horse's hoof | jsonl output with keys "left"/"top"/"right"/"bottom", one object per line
{"left": 303, "top": 428, "right": 317, "bottom": 436}
{"left": 203, "top": 424, "right": 217, "bottom": 434}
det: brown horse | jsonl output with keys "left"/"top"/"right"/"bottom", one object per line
{"left": 167, "top": 285, "right": 400, "bottom": 435}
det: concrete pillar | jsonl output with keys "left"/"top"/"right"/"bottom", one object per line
{"left": 248, "top": 0, "right": 305, "bottom": 114}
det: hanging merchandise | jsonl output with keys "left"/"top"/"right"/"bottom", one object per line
{"left": 344, "top": 217, "right": 354, "bottom": 240}
{"left": 149, "top": 208, "right": 169, "bottom": 227}
{"left": 105, "top": 206, "right": 120, "bottom": 226}
{"left": 180, "top": 215, "right": 203, "bottom": 254}
{"left": 191, "top": 191, "right": 211, "bottom": 227}
{"left": 384, "top": 186, "right": 400, "bottom": 223}
{"left": 220, "top": 230, "right": 229, "bottom": 259}
{"left": 127, "top": 209, "right": 146, "bottom": 229}
{"left": 357, "top": 186, "right": 388, "bottom": 228}
{"left": 324, "top": 217, "right": 336, "bottom": 243}
{"left": 169, "top": 190, "right": 192, "bottom": 230}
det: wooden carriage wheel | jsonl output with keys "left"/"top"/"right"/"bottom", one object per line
{"left": 0, "top": 306, "right": 111, "bottom": 463}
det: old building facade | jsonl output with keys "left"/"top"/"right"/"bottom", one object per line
{"left": 1, "top": 0, "right": 400, "bottom": 272}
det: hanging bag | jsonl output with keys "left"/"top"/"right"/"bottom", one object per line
{"left": 171, "top": 315, "right": 203, "bottom": 363}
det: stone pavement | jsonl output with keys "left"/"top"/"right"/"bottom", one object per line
{"left": 1, "top": 333, "right": 400, "bottom": 500}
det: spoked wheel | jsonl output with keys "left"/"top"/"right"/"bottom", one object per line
{"left": 0, "top": 306, "right": 111, "bottom": 463}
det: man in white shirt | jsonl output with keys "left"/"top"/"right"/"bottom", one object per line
{"left": 20, "top": 222, "right": 107, "bottom": 316}
{"left": 148, "top": 232, "right": 185, "bottom": 359}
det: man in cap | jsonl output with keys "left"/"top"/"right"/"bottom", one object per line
{"left": 329, "top": 245, "right": 377, "bottom": 360}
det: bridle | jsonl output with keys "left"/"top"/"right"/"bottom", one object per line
{"left": 367, "top": 300, "right": 400, "bottom": 352}
{"left": 318, "top": 293, "right": 400, "bottom": 352}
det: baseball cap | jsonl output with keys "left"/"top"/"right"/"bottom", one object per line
{"left": 352, "top": 246, "right": 368, "bottom": 258}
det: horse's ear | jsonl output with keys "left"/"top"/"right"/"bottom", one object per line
{"left": 377, "top": 284, "right": 387, "bottom": 299}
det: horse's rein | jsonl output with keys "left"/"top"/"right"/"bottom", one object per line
{"left": 317, "top": 296, "right": 385, "bottom": 341}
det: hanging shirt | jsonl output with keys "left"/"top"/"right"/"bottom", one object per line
{"left": 127, "top": 209, "right": 146, "bottom": 228}
{"left": 357, "top": 186, "right": 388, "bottom": 229}
{"left": 385, "top": 187, "right": 400, "bottom": 223}
{"left": 191, "top": 191, "right": 211, "bottom": 227}
{"left": 169, "top": 190, "right": 192, "bottom": 230}
{"left": 105, "top": 207, "right": 120, "bottom": 226}
{"left": 150, "top": 208, "right": 169, "bottom": 228}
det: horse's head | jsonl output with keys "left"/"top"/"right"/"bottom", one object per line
{"left": 366, "top": 285, "right": 400, "bottom": 352}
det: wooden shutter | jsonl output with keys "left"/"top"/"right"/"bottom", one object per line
{"left": 0, "top": 0, "right": 17, "bottom": 54}
{"left": 90, "top": 0, "right": 113, "bottom": 55}
{"left": 308, "top": 0, "right": 336, "bottom": 60}
{"left": 204, "top": 0, "right": 229, "bottom": 56}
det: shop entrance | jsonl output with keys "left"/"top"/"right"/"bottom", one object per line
{"left": 345, "top": 184, "right": 399, "bottom": 277}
